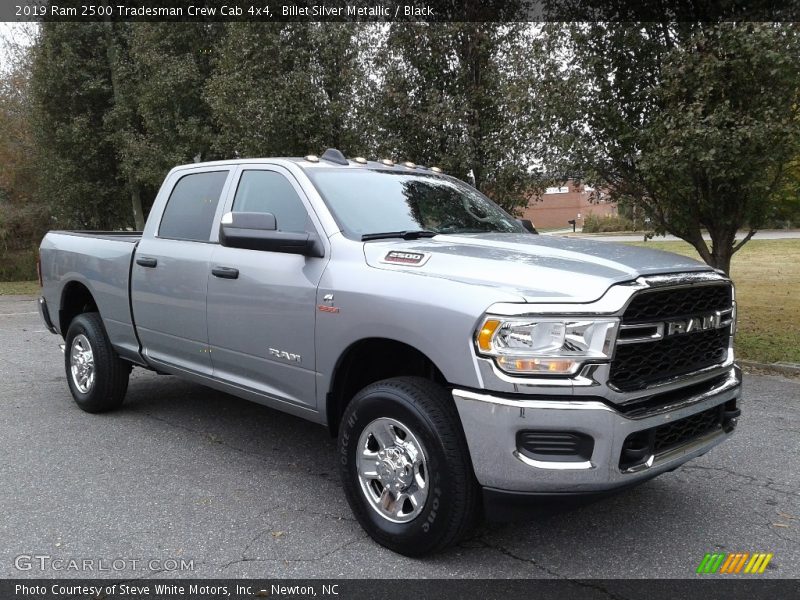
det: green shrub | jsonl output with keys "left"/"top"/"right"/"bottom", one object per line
{"left": 582, "top": 214, "right": 637, "bottom": 233}
{"left": 0, "top": 200, "right": 49, "bottom": 281}
{"left": 0, "top": 248, "right": 38, "bottom": 282}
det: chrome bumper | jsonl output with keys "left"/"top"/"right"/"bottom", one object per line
{"left": 453, "top": 367, "right": 741, "bottom": 494}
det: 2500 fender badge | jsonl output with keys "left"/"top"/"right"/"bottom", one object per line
{"left": 381, "top": 250, "right": 430, "bottom": 266}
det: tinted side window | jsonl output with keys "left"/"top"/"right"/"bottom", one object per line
{"left": 232, "top": 171, "right": 309, "bottom": 233}
{"left": 159, "top": 171, "right": 229, "bottom": 241}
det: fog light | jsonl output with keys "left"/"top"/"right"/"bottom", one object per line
{"left": 516, "top": 431, "right": 594, "bottom": 463}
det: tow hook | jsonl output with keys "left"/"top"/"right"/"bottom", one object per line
{"left": 722, "top": 403, "right": 741, "bottom": 433}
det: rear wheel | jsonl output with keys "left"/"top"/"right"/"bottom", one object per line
{"left": 338, "top": 376, "right": 480, "bottom": 556}
{"left": 64, "top": 312, "right": 130, "bottom": 413}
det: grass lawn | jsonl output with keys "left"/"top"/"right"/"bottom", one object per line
{"left": 0, "top": 280, "right": 40, "bottom": 295}
{"left": 626, "top": 239, "right": 800, "bottom": 364}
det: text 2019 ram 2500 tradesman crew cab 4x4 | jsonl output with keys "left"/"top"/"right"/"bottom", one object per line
{"left": 38, "top": 148, "right": 741, "bottom": 555}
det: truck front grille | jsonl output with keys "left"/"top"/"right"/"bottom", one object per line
{"left": 652, "top": 405, "right": 723, "bottom": 453}
{"left": 609, "top": 283, "right": 733, "bottom": 392}
{"left": 622, "top": 283, "right": 732, "bottom": 323}
{"left": 619, "top": 403, "right": 731, "bottom": 470}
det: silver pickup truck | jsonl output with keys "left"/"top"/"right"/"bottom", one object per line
{"left": 38, "top": 148, "right": 741, "bottom": 555}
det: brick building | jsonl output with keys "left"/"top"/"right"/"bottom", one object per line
{"left": 519, "top": 181, "right": 617, "bottom": 229}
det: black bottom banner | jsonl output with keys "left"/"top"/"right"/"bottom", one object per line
{"left": 2, "top": 579, "right": 798, "bottom": 600}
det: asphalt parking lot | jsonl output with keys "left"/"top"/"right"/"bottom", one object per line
{"left": 1, "top": 295, "right": 798, "bottom": 579}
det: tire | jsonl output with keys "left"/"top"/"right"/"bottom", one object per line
{"left": 64, "top": 312, "right": 130, "bottom": 413}
{"left": 338, "top": 376, "right": 480, "bottom": 556}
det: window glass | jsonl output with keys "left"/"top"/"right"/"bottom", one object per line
{"left": 306, "top": 169, "right": 523, "bottom": 238}
{"left": 232, "top": 171, "right": 309, "bottom": 233}
{"left": 159, "top": 171, "right": 228, "bottom": 241}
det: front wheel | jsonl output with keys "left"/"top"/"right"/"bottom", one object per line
{"left": 64, "top": 312, "right": 130, "bottom": 413}
{"left": 338, "top": 377, "right": 480, "bottom": 556}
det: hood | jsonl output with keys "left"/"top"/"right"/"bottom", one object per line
{"left": 363, "top": 233, "right": 712, "bottom": 303}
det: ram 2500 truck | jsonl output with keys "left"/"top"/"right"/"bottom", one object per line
{"left": 38, "top": 148, "right": 741, "bottom": 555}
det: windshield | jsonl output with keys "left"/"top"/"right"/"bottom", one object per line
{"left": 306, "top": 168, "right": 525, "bottom": 238}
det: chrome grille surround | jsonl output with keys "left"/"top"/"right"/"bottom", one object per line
{"left": 610, "top": 281, "right": 734, "bottom": 391}
{"left": 477, "top": 271, "right": 737, "bottom": 412}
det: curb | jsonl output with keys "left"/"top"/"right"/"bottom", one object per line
{"left": 738, "top": 360, "right": 800, "bottom": 378}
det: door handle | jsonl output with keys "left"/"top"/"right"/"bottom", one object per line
{"left": 212, "top": 266, "right": 239, "bottom": 279}
{"left": 136, "top": 256, "right": 158, "bottom": 268}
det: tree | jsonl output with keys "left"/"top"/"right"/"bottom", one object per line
{"left": 769, "top": 109, "right": 800, "bottom": 227}
{"left": 308, "top": 23, "right": 378, "bottom": 156}
{"left": 0, "top": 27, "right": 50, "bottom": 278}
{"left": 0, "top": 39, "right": 36, "bottom": 210}
{"left": 103, "top": 22, "right": 147, "bottom": 229}
{"left": 30, "top": 23, "right": 226, "bottom": 230}
{"left": 106, "top": 23, "right": 223, "bottom": 228}
{"left": 206, "top": 23, "right": 370, "bottom": 159}
{"left": 29, "top": 23, "right": 129, "bottom": 229}
{"left": 377, "top": 23, "right": 537, "bottom": 212}
{"left": 533, "top": 23, "right": 800, "bottom": 274}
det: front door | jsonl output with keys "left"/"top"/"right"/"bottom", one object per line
{"left": 206, "top": 166, "right": 328, "bottom": 408}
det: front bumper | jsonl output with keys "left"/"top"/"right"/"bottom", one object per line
{"left": 453, "top": 366, "right": 741, "bottom": 494}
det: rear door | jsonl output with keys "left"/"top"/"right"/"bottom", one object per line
{"left": 206, "top": 165, "right": 328, "bottom": 408}
{"left": 131, "top": 168, "right": 233, "bottom": 375}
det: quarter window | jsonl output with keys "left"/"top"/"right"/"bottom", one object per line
{"left": 159, "top": 171, "right": 229, "bottom": 241}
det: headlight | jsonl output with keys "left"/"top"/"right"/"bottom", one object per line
{"left": 475, "top": 317, "right": 619, "bottom": 375}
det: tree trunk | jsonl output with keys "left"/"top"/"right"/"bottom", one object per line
{"left": 709, "top": 246, "right": 733, "bottom": 275}
{"left": 130, "top": 186, "right": 145, "bottom": 231}
{"left": 685, "top": 225, "right": 756, "bottom": 276}
{"left": 706, "top": 226, "right": 736, "bottom": 275}
{"left": 105, "top": 19, "right": 144, "bottom": 230}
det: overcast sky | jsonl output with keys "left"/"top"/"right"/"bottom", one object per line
{"left": 0, "top": 22, "right": 36, "bottom": 74}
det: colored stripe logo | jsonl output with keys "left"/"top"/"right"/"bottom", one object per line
{"left": 697, "top": 552, "right": 773, "bottom": 574}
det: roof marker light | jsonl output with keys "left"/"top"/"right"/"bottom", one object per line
{"left": 431, "top": 166, "right": 442, "bottom": 173}
{"left": 403, "top": 161, "right": 416, "bottom": 168}
{"left": 381, "top": 158, "right": 395, "bottom": 166}
{"left": 354, "top": 156, "right": 367, "bottom": 164}
{"left": 305, "top": 154, "right": 319, "bottom": 162}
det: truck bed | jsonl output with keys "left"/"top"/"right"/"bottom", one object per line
{"left": 39, "top": 230, "right": 142, "bottom": 364}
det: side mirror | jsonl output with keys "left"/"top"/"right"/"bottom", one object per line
{"left": 517, "top": 218, "right": 538, "bottom": 234}
{"left": 219, "top": 212, "right": 323, "bottom": 257}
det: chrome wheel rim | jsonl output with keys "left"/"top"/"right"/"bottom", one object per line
{"left": 356, "top": 417, "right": 429, "bottom": 523}
{"left": 70, "top": 334, "right": 95, "bottom": 394}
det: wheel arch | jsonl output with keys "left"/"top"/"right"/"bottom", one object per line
{"left": 59, "top": 280, "right": 99, "bottom": 337}
{"left": 326, "top": 337, "right": 448, "bottom": 436}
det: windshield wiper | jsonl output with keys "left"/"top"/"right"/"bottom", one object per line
{"left": 361, "top": 230, "right": 438, "bottom": 241}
